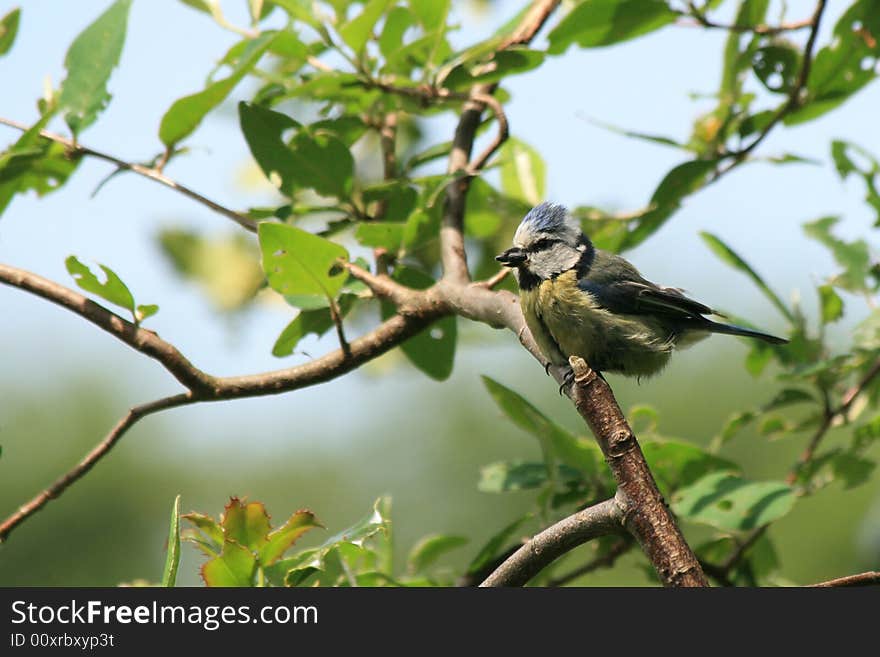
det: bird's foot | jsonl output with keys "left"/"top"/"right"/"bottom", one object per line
{"left": 558, "top": 368, "right": 575, "bottom": 396}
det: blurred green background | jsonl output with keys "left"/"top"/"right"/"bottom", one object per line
{"left": 1, "top": 0, "right": 878, "bottom": 585}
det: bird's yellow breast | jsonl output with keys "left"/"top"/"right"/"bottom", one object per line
{"left": 520, "top": 271, "right": 678, "bottom": 376}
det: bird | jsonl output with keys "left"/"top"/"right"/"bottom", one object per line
{"left": 495, "top": 202, "right": 788, "bottom": 378}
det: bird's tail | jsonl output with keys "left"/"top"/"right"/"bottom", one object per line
{"left": 703, "top": 319, "right": 788, "bottom": 345}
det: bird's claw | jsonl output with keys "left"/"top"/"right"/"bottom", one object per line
{"left": 558, "top": 368, "right": 575, "bottom": 395}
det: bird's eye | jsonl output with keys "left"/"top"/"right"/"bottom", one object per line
{"left": 529, "top": 238, "right": 559, "bottom": 252}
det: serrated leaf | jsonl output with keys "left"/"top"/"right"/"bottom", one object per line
{"left": 161, "top": 495, "right": 181, "bottom": 587}
{"left": 407, "top": 534, "right": 468, "bottom": 574}
{"left": 380, "top": 266, "right": 457, "bottom": 380}
{"left": 259, "top": 222, "right": 349, "bottom": 301}
{"left": 59, "top": 0, "right": 132, "bottom": 135}
{"left": 499, "top": 137, "right": 546, "bottom": 206}
{"left": 181, "top": 511, "right": 224, "bottom": 549}
{"left": 672, "top": 472, "right": 796, "bottom": 531}
{"left": 259, "top": 510, "right": 321, "bottom": 566}
{"left": 700, "top": 232, "right": 793, "bottom": 322}
{"left": 65, "top": 256, "right": 135, "bottom": 314}
{"left": 221, "top": 498, "right": 271, "bottom": 553}
{"left": 0, "top": 7, "right": 21, "bottom": 56}
{"left": 548, "top": 0, "right": 676, "bottom": 54}
{"left": 160, "top": 32, "right": 275, "bottom": 147}
{"left": 481, "top": 376, "right": 603, "bottom": 476}
{"left": 201, "top": 540, "right": 257, "bottom": 587}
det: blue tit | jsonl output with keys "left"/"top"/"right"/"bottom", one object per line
{"left": 495, "top": 202, "right": 787, "bottom": 378}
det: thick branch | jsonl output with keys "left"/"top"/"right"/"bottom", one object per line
{"left": 0, "top": 117, "right": 257, "bottom": 232}
{"left": 568, "top": 357, "right": 709, "bottom": 587}
{"left": 0, "top": 393, "right": 192, "bottom": 542}
{"left": 480, "top": 497, "right": 624, "bottom": 587}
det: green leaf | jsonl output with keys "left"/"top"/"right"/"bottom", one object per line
{"left": 380, "top": 266, "right": 457, "bottom": 380}
{"left": 751, "top": 42, "right": 801, "bottom": 94}
{"left": 830, "top": 140, "right": 880, "bottom": 226}
{"left": 620, "top": 159, "right": 718, "bottom": 250}
{"left": 700, "top": 232, "right": 794, "bottom": 322}
{"left": 641, "top": 441, "right": 741, "bottom": 495}
{"left": 477, "top": 461, "right": 586, "bottom": 494}
{"left": 788, "top": 0, "right": 880, "bottom": 125}
{"left": 158, "top": 228, "right": 263, "bottom": 312}
{"left": 379, "top": 6, "right": 415, "bottom": 58}
{"left": 0, "top": 115, "right": 81, "bottom": 217}
{"left": 499, "top": 137, "right": 546, "bottom": 206}
{"left": 355, "top": 222, "right": 405, "bottom": 250}
{"left": 407, "top": 534, "right": 468, "bottom": 574}
{"left": 548, "top": 0, "right": 676, "bottom": 54}
{"left": 672, "top": 472, "right": 796, "bottom": 531}
{"left": 238, "top": 102, "right": 300, "bottom": 194}
{"left": 259, "top": 510, "right": 321, "bottom": 566}
{"left": 65, "top": 256, "right": 135, "bottom": 315}
{"left": 443, "top": 48, "right": 545, "bottom": 89}
{"left": 160, "top": 32, "right": 275, "bottom": 147}
{"left": 465, "top": 514, "right": 530, "bottom": 576}
{"left": 830, "top": 452, "right": 875, "bottom": 489}
{"left": 270, "top": 497, "right": 390, "bottom": 587}
{"left": 803, "top": 216, "right": 872, "bottom": 292}
{"left": 362, "top": 181, "right": 418, "bottom": 221}
{"left": 481, "top": 376, "right": 603, "bottom": 476}
{"left": 58, "top": 0, "right": 131, "bottom": 135}
{"left": 135, "top": 304, "right": 159, "bottom": 323}
{"left": 161, "top": 495, "right": 182, "bottom": 587}
{"left": 0, "top": 7, "right": 21, "bottom": 56}
{"left": 181, "top": 511, "right": 224, "bottom": 549}
{"left": 818, "top": 284, "right": 844, "bottom": 323}
{"left": 339, "top": 0, "right": 392, "bottom": 54}
{"left": 201, "top": 540, "right": 257, "bottom": 587}
{"left": 272, "top": 295, "right": 357, "bottom": 356}
{"left": 259, "top": 222, "right": 349, "bottom": 301}
{"left": 221, "top": 498, "right": 272, "bottom": 553}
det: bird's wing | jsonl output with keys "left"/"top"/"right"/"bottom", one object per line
{"left": 578, "top": 278, "right": 715, "bottom": 318}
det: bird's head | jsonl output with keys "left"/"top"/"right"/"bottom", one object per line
{"left": 495, "top": 202, "right": 593, "bottom": 286}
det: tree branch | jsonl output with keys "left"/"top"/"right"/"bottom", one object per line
{"left": 808, "top": 571, "right": 880, "bottom": 587}
{"left": 567, "top": 357, "right": 709, "bottom": 587}
{"left": 0, "top": 117, "right": 258, "bottom": 232}
{"left": 480, "top": 497, "right": 625, "bottom": 587}
{"left": 679, "top": 3, "right": 814, "bottom": 36}
{"left": 0, "top": 392, "right": 192, "bottom": 542}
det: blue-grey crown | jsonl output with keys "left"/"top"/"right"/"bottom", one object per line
{"left": 522, "top": 201, "right": 570, "bottom": 233}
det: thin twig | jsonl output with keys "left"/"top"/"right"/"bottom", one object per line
{"left": 0, "top": 117, "right": 258, "bottom": 232}
{"left": 679, "top": 2, "right": 813, "bottom": 36}
{"left": 808, "top": 571, "right": 880, "bottom": 587}
{"left": 474, "top": 268, "right": 510, "bottom": 290}
{"left": 0, "top": 392, "right": 192, "bottom": 542}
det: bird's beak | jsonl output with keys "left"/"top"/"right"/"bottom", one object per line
{"left": 495, "top": 247, "right": 527, "bottom": 267}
